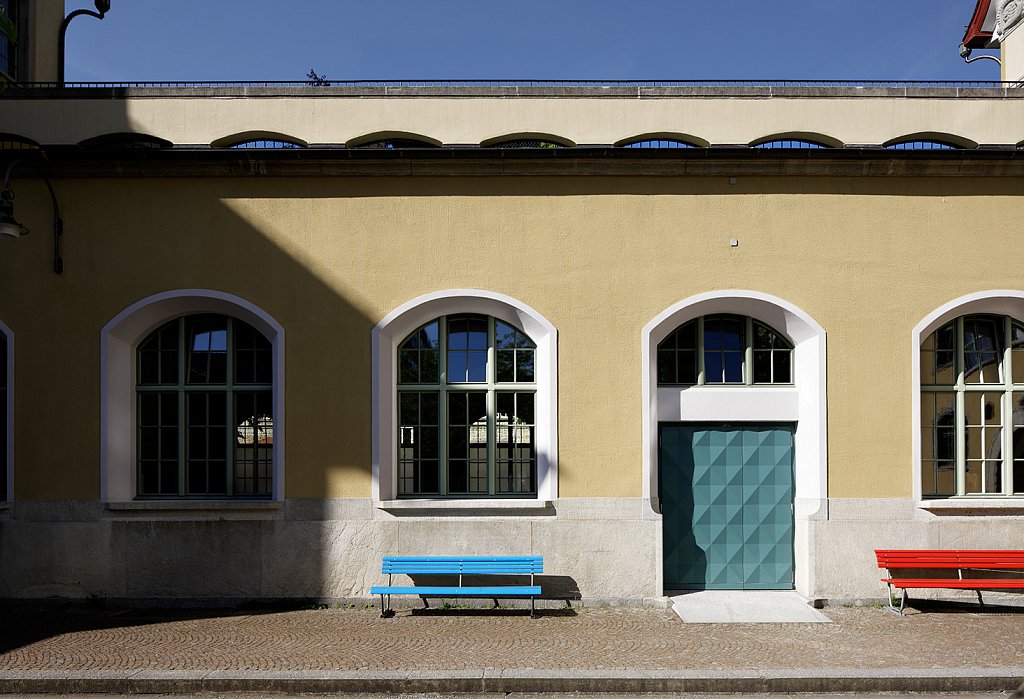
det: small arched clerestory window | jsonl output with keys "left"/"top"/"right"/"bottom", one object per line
{"left": 620, "top": 139, "right": 698, "bottom": 149}
{"left": 136, "top": 314, "right": 274, "bottom": 497}
{"left": 353, "top": 139, "right": 439, "bottom": 149}
{"left": 0, "top": 133, "right": 40, "bottom": 151}
{"left": 886, "top": 140, "right": 960, "bottom": 151}
{"left": 227, "top": 140, "right": 303, "bottom": 149}
{"left": 657, "top": 314, "right": 793, "bottom": 386}
{"left": 79, "top": 133, "right": 173, "bottom": 150}
{"left": 753, "top": 140, "right": 831, "bottom": 149}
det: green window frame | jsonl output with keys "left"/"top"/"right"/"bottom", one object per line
{"left": 921, "top": 314, "right": 1024, "bottom": 497}
{"left": 657, "top": 314, "right": 793, "bottom": 386}
{"left": 397, "top": 314, "right": 537, "bottom": 497}
{"left": 1, "top": 331, "right": 6, "bottom": 501}
{"left": 135, "top": 314, "right": 273, "bottom": 498}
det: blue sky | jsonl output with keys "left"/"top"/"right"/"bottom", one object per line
{"left": 63, "top": 0, "right": 1001, "bottom": 83}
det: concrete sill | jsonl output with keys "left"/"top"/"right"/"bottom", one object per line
{"left": 105, "top": 500, "right": 283, "bottom": 512}
{"left": 919, "top": 498, "right": 1024, "bottom": 514}
{"left": 375, "top": 499, "right": 554, "bottom": 515}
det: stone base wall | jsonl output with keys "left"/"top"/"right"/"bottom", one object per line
{"left": 0, "top": 498, "right": 661, "bottom": 602}
{"left": 810, "top": 499, "right": 1024, "bottom": 600}
{"left": 2, "top": 497, "right": 1022, "bottom": 603}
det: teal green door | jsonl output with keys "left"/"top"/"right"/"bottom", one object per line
{"left": 661, "top": 424, "right": 795, "bottom": 590}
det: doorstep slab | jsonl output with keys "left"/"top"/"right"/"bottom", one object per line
{"left": 669, "top": 590, "right": 831, "bottom": 623}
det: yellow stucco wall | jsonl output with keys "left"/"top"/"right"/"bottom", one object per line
{"left": 2, "top": 175, "right": 1021, "bottom": 501}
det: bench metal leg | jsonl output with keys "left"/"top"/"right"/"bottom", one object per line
{"left": 976, "top": 590, "right": 985, "bottom": 607}
{"left": 886, "top": 584, "right": 907, "bottom": 616}
{"left": 531, "top": 596, "right": 536, "bottom": 619}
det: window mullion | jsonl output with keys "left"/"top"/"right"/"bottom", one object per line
{"left": 487, "top": 316, "right": 496, "bottom": 497}
{"left": 1004, "top": 315, "right": 1013, "bottom": 495}
{"left": 438, "top": 316, "right": 448, "bottom": 496}
{"left": 226, "top": 319, "right": 235, "bottom": 498}
{"left": 177, "top": 317, "right": 187, "bottom": 497}
{"left": 744, "top": 316, "right": 754, "bottom": 386}
{"left": 697, "top": 316, "right": 706, "bottom": 385}
{"left": 955, "top": 317, "right": 966, "bottom": 497}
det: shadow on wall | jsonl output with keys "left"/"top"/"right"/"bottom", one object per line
{"left": 0, "top": 95, "right": 383, "bottom": 635}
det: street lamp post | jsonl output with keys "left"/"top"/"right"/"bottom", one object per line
{"left": 58, "top": 0, "right": 111, "bottom": 86}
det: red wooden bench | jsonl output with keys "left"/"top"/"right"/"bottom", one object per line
{"left": 875, "top": 549, "right": 1024, "bottom": 615}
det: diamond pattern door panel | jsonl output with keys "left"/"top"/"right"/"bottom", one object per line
{"left": 661, "top": 424, "right": 794, "bottom": 590}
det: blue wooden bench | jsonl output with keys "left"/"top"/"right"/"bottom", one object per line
{"left": 370, "top": 555, "right": 543, "bottom": 618}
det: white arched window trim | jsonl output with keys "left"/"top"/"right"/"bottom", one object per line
{"left": 642, "top": 290, "right": 828, "bottom": 510}
{"left": 912, "top": 290, "right": 1024, "bottom": 506}
{"left": 372, "top": 289, "right": 558, "bottom": 503}
{"left": 2, "top": 320, "right": 12, "bottom": 503}
{"left": 100, "top": 290, "right": 285, "bottom": 502}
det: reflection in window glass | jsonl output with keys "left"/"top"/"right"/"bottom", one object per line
{"left": 397, "top": 315, "right": 536, "bottom": 497}
{"left": 921, "top": 314, "right": 1024, "bottom": 497}
{"left": 496, "top": 392, "right": 535, "bottom": 494}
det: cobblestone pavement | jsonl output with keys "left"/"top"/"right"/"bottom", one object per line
{"left": 0, "top": 695, "right": 1015, "bottom": 699}
{"left": 0, "top": 604, "right": 1023, "bottom": 673}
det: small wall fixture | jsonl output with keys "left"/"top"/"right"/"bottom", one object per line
{"left": 1, "top": 160, "right": 65, "bottom": 274}
{"left": 959, "top": 43, "right": 1001, "bottom": 65}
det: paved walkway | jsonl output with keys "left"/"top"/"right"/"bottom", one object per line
{"left": 1, "top": 602, "right": 1022, "bottom": 693}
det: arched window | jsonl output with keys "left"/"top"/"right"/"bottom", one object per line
{"left": 79, "top": 133, "right": 173, "bottom": 150}
{"left": 0, "top": 133, "right": 39, "bottom": 151}
{"left": 921, "top": 314, "right": 1024, "bottom": 497}
{"left": 135, "top": 314, "right": 273, "bottom": 497}
{"left": 657, "top": 314, "right": 793, "bottom": 386}
{"left": 396, "top": 314, "right": 537, "bottom": 496}
{"left": 486, "top": 139, "right": 564, "bottom": 149}
{"left": 228, "top": 140, "right": 303, "bottom": 149}
{"left": 621, "top": 139, "right": 697, "bottom": 149}
{"left": 753, "top": 140, "right": 829, "bottom": 149}
{"left": 354, "top": 139, "right": 439, "bottom": 149}
{"left": 886, "top": 140, "right": 959, "bottom": 150}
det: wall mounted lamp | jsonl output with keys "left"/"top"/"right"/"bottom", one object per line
{"left": 959, "top": 43, "right": 1002, "bottom": 65}
{"left": 0, "top": 160, "right": 65, "bottom": 274}
{"left": 58, "top": 0, "right": 111, "bottom": 86}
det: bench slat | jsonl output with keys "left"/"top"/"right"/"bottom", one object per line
{"left": 883, "top": 578, "right": 1024, "bottom": 589}
{"left": 876, "top": 550, "right": 1024, "bottom": 569}
{"left": 370, "top": 585, "right": 542, "bottom": 596}
{"left": 381, "top": 555, "right": 542, "bottom": 575}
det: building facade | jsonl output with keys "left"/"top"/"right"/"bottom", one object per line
{"left": 2, "top": 3, "right": 1024, "bottom": 605}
